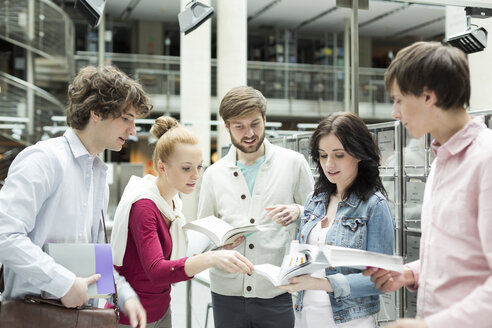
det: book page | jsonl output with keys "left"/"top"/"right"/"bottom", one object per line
{"left": 223, "top": 224, "right": 276, "bottom": 245}
{"left": 281, "top": 260, "right": 330, "bottom": 285}
{"left": 325, "top": 246, "right": 403, "bottom": 273}
{"left": 186, "top": 230, "right": 214, "bottom": 256}
{"left": 278, "top": 242, "right": 305, "bottom": 277}
{"left": 183, "top": 216, "right": 234, "bottom": 246}
{"left": 254, "top": 263, "right": 281, "bottom": 286}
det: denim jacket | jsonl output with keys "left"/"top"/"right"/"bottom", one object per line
{"left": 294, "top": 190, "right": 394, "bottom": 324}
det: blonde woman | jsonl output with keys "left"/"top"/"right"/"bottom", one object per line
{"left": 110, "top": 116, "right": 254, "bottom": 328}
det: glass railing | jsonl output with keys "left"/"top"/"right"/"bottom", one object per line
{"left": 75, "top": 52, "right": 390, "bottom": 104}
{"left": 0, "top": 0, "right": 75, "bottom": 76}
{"left": 0, "top": 71, "right": 65, "bottom": 143}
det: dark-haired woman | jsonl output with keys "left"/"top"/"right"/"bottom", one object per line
{"left": 280, "top": 112, "right": 394, "bottom": 328}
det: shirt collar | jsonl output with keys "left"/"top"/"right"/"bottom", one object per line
{"left": 431, "top": 115, "right": 485, "bottom": 159}
{"left": 224, "top": 138, "right": 273, "bottom": 167}
{"left": 64, "top": 128, "right": 107, "bottom": 170}
{"left": 64, "top": 128, "right": 90, "bottom": 159}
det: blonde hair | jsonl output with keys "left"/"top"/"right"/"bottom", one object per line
{"left": 150, "top": 116, "right": 199, "bottom": 173}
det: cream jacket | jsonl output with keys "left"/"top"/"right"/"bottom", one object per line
{"left": 197, "top": 139, "right": 314, "bottom": 298}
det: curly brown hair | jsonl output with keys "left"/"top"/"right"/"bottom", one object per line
{"left": 66, "top": 66, "right": 153, "bottom": 129}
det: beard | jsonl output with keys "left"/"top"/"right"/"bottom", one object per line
{"left": 230, "top": 130, "right": 266, "bottom": 154}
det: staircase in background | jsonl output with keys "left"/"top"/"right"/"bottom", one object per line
{"left": 0, "top": 0, "right": 74, "bottom": 176}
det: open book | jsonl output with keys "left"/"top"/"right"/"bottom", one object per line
{"left": 255, "top": 241, "right": 404, "bottom": 286}
{"left": 42, "top": 243, "right": 115, "bottom": 298}
{"left": 182, "top": 216, "right": 275, "bottom": 248}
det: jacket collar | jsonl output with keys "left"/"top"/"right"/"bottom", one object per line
{"left": 311, "top": 190, "right": 360, "bottom": 207}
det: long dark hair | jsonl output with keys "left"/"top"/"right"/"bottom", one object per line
{"left": 310, "top": 112, "right": 386, "bottom": 200}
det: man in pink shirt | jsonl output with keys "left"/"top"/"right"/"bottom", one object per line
{"left": 363, "top": 41, "right": 492, "bottom": 328}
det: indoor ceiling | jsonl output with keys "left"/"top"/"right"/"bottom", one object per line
{"left": 102, "top": 0, "right": 466, "bottom": 40}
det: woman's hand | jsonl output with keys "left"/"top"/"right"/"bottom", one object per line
{"left": 210, "top": 250, "right": 254, "bottom": 275}
{"left": 278, "top": 274, "right": 333, "bottom": 293}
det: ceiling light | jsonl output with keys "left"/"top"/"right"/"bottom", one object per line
{"left": 178, "top": 0, "right": 214, "bottom": 35}
{"left": 74, "top": 0, "right": 106, "bottom": 28}
{"left": 447, "top": 27, "right": 487, "bottom": 54}
{"left": 446, "top": 7, "right": 491, "bottom": 54}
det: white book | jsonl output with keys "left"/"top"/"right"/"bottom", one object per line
{"left": 255, "top": 241, "right": 404, "bottom": 286}
{"left": 182, "top": 216, "right": 275, "bottom": 248}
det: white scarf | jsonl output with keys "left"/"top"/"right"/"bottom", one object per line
{"left": 110, "top": 174, "right": 188, "bottom": 266}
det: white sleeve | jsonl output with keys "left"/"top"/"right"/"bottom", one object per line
{"left": 0, "top": 148, "right": 75, "bottom": 297}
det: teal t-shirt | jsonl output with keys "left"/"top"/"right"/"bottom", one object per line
{"left": 237, "top": 156, "right": 265, "bottom": 195}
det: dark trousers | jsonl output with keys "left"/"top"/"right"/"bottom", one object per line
{"left": 211, "top": 292, "right": 295, "bottom": 328}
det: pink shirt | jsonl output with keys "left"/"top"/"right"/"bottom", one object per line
{"left": 406, "top": 116, "right": 492, "bottom": 328}
{"left": 114, "top": 199, "right": 190, "bottom": 325}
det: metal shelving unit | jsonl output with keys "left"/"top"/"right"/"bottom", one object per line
{"left": 367, "top": 121, "right": 404, "bottom": 326}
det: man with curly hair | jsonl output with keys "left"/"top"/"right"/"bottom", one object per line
{"left": 0, "top": 66, "right": 152, "bottom": 328}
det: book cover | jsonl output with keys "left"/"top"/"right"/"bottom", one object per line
{"left": 183, "top": 216, "right": 275, "bottom": 248}
{"left": 43, "top": 243, "right": 115, "bottom": 298}
{"left": 255, "top": 241, "right": 404, "bottom": 286}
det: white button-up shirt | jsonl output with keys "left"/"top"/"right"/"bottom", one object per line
{"left": 0, "top": 129, "right": 136, "bottom": 307}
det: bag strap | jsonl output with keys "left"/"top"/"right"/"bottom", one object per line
{"left": 101, "top": 210, "right": 120, "bottom": 320}
{"left": 0, "top": 264, "right": 4, "bottom": 293}
{"left": 23, "top": 295, "right": 92, "bottom": 309}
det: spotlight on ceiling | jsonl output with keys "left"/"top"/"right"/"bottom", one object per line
{"left": 74, "top": 0, "right": 107, "bottom": 28}
{"left": 446, "top": 7, "right": 491, "bottom": 54}
{"left": 178, "top": 0, "right": 214, "bottom": 35}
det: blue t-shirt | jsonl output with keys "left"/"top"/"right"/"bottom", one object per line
{"left": 237, "top": 156, "right": 265, "bottom": 195}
